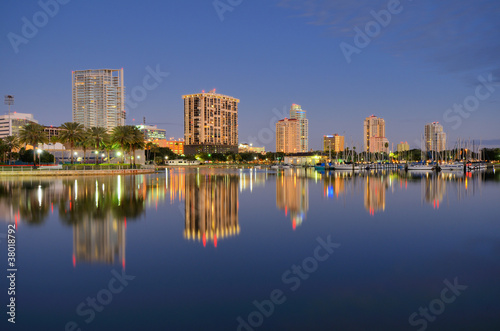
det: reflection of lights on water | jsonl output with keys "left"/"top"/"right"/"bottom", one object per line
{"left": 95, "top": 180, "right": 99, "bottom": 207}
{"left": 38, "top": 185, "right": 42, "bottom": 207}
{"left": 74, "top": 180, "right": 78, "bottom": 200}
{"left": 117, "top": 175, "right": 121, "bottom": 205}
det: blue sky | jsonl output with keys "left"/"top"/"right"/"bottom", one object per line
{"left": 1, "top": 0, "right": 499, "bottom": 151}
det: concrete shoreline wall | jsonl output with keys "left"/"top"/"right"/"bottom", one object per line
{"left": 0, "top": 169, "right": 155, "bottom": 177}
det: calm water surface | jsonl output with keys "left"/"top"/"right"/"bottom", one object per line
{"left": 1, "top": 168, "right": 499, "bottom": 331}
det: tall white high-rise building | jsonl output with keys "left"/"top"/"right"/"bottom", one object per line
{"left": 72, "top": 69, "right": 125, "bottom": 130}
{"left": 425, "top": 122, "right": 446, "bottom": 152}
{"left": 289, "top": 104, "right": 308, "bottom": 152}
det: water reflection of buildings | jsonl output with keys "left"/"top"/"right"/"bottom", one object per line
{"left": 364, "top": 175, "right": 388, "bottom": 215}
{"left": 276, "top": 172, "right": 309, "bottom": 229}
{"left": 323, "top": 172, "right": 347, "bottom": 198}
{"left": 423, "top": 173, "right": 446, "bottom": 209}
{"left": 184, "top": 174, "right": 239, "bottom": 246}
{"left": 63, "top": 176, "right": 145, "bottom": 266}
{"left": 73, "top": 216, "right": 126, "bottom": 266}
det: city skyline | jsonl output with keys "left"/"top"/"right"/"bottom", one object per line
{"left": 1, "top": 0, "right": 499, "bottom": 151}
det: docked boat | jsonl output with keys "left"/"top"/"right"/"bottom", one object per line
{"left": 440, "top": 162, "right": 464, "bottom": 171}
{"left": 407, "top": 163, "right": 434, "bottom": 171}
{"left": 271, "top": 164, "right": 292, "bottom": 170}
{"left": 333, "top": 163, "right": 364, "bottom": 171}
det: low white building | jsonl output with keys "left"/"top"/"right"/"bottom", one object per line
{"left": 0, "top": 112, "right": 38, "bottom": 138}
{"left": 166, "top": 159, "right": 201, "bottom": 166}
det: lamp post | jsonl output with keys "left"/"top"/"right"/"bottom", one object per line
{"left": 37, "top": 148, "right": 42, "bottom": 166}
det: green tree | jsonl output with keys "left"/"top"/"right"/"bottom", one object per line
{"left": 3, "top": 136, "right": 20, "bottom": 164}
{"left": 87, "top": 127, "right": 110, "bottom": 165}
{"left": 59, "top": 122, "right": 85, "bottom": 164}
{"left": 18, "top": 123, "right": 48, "bottom": 167}
{"left": 111, "top": 126, "right": 134, "bottom": 163}
{"left": 0, "top": 139, "right": 8, "bottom": 163}
{"left": 76, "top": 129, "right": 92, "bottom": 163}
{"left": 130, "top": 127, "right": 145, "bottom": 168}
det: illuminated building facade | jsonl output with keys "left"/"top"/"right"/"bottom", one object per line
{"left": 72, "top": 69, "right": 125, "bottom": 130}
{"left": 238, "top": 143, "right": 265, "bottom": 154}
{"left": 136, "top": 124, "right": 166, "bottom": 141}
{"left": 0, "top": 112, "right": 38, "bottom": 138}
{"left": 43, "top": 125, "right": 63, "bottom": 140}
{"left": 425, "top": 122, "right": 446, "bottom": 152}
{"left": 183, "top": 90, "right": 239, "bottom": 155}
{"left": 290, "top": 104, "right": 308, "bottom": 152}
{"left": 323, "top": 134, "right": 344, "bottom": 153}
{"left": 397, "top": 141, "right": 410, "bottom": 152}
{"left": 152, "top": 139, "right": 184, "bottom": 154}
{"left": 276, "top": 118, "right": 299, "bottom": 154}
{"left": 364, "top": 115, "right": 389, "bottom": 153}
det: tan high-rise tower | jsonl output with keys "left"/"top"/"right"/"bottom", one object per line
{"left": 183, "top": 90, "right": 239, "bottom": 155}
{"left": 276, "top": 118, "right": 300, "bottom": 154}
{"left": 425, "top": 122, "right": 446, "bottom": 152}
{"left": 364, "top": 115, "right": 389, "bottom": 153}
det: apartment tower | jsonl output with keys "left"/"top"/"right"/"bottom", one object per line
{"left": 364, "top": 115, "right": 389, "bottom": 153}
{"left": 276, "top": 118, "right": 300, "bottom": 154}
{"left": 72, "top": 69, "right": 125, "bottom": 130}
{"left": 425, "top": 122, "right": 446, "bottom": 152}
{"left": 289, "top": 104, "right": 308, "bottom": 152}
{"left": 183, "top": 90, "right": 239, "bottom": 155}
{"left": 323, "top": 134, "right": 345, "bottom": 153}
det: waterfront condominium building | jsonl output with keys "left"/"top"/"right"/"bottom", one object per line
{"left": 72, "top": 69, "right": 125, "bottom": 130}
{"left": 425, "top": 122, "right": 446, "bottom": 152}
{"left": 323, "top": 134, "right": 345, "bottom": 153}
{"left": 364, "top": 115, "right": 389, "bottom": 153}
{"left": 183, "top": 89, "right": 239, "bottom": 155}
{"left": 289, "top": 104, "right": 308, "bottom": 152}
{"left": 276, "top": 118, "right": 300, "bottom": 154}
{"left": 0, "top": 112, "right": 38, "bottom": 138}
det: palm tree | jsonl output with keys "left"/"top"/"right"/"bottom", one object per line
{"left": 0, "top": 139, "right": 8, "bottom": 163}
{"left": 59, "top": 122, "right": 85, "bottom": 164}
{"left": 103, "top": 140, "right": 118, "bottom": 164}
{"left": 151, "top": 143, "right": 160, "bottom": 165}
{"left": 77, "top": 129, "right": 94, "bottom": 163}
{"left": 130, "top": 127, "right": 145, "bottom": 168}
{"left": 88, "top": 127, "right": 110, "bottom": 165}
{"left": 111, "top": 126, "right": 134, "bottom": 164}
{"left": 18, "top": 123, "right": 48, "bottom": 168}
{"left": 145, "top": 142, "right": 155, "bottom": 163}
{"left": 3, "top": 136, "right": 20, "bottom": 164}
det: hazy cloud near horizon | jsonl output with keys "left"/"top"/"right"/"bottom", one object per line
{"left": 278, "top": 0, "right": 500, "bottom": 83}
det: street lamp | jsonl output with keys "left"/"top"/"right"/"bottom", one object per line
{"left": 37, "top": 148, "right": 42, "bottom": 166}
